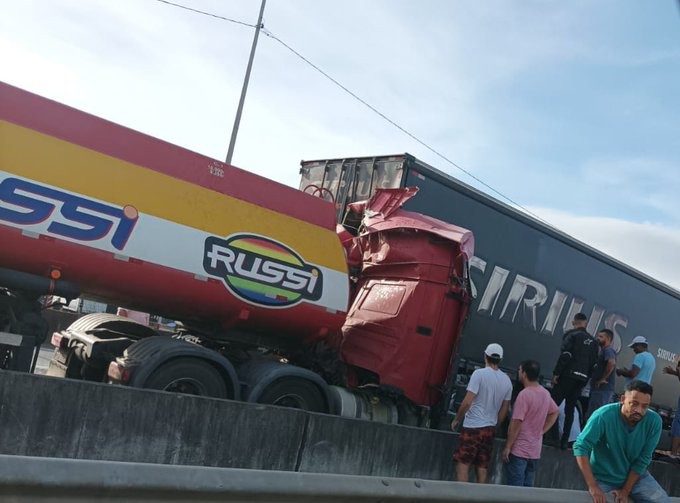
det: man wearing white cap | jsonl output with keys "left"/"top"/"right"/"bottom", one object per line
{"left": 617, "top": 336, "right": 656, "bottom": 385}
{"left": 452, "top": 343, "right": 512, "bottom": 483}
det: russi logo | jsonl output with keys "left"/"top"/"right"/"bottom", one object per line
{"left": 203, "top": 234, "right": 323, "bottom": 308}
{"left": 0, "top": 177, "right": 138, "bottom": 250}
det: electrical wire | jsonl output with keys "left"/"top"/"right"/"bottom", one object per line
{"left": 154, "top": 0, "right": 257, "bottom": 28}
{"left": 261, "top": 28, "right": 550, "bottom": 224}
{"left": 153, "top": 0, "right": 552, "bottom": 226}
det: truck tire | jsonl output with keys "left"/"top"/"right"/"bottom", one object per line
{"left": 257, "top": 377, "right": 327, "bottom": 413}
{"left": 143, "top": 357, "right": 228, "bottom": 399}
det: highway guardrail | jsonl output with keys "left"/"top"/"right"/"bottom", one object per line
{"left": 4, "top": 454, "right": 677, "bottom": 502}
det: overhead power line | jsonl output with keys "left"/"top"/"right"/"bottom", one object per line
{"left": 154, "top": 0, "right": 257, "bottom": 28}
{"left": 260, "top": 28, "right": 550, "bottom": 224}
{"left": 153, "top": 0, "right": 552, "bottom": 226}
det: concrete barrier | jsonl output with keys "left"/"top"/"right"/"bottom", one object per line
{"left": 0, "top": 371, "right": 678, "bottom": 496}
{"left": 298, "top": 412, "right": 457, "bottom": 480}
{"left": 0, "top": 455, "right": 610, "bottom": 502}
{"left": 0, "top": 371, "right": 306, "bottom": 470}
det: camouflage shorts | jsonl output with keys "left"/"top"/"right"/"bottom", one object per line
{"left": 453, "top": 426, "right": 496, "bottom": 469}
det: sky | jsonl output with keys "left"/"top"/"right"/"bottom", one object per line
{"left": 2, "top": 0, "right": 679, "bottom": 288}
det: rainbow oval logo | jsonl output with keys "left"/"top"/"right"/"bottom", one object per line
{"left": 203, "top": 234, "right": 323, "bottom": 308}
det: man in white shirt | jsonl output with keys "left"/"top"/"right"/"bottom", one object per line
{"left": 451, "top": 343, "right": 513, "bottom": 483}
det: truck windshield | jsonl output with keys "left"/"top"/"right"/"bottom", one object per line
{"left": 299, "top": 158, "right": 404, "bottom": 221}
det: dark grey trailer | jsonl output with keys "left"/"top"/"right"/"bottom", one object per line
{"left": 299, "top": 153, "right": 679, "bottom": 425}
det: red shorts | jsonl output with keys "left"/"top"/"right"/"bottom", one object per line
{"left": 453, "top": 426, "right": 496, "bottom": 469}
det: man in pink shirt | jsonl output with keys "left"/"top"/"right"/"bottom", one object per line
{"left": 502, "top": 360, "right": 560, "bottom": 486}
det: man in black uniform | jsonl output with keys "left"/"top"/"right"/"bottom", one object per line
{"left": 551, "top": 313, "right": 599, "bottom": 449}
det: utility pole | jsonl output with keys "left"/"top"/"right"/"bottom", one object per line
{"left": 225, "top": 0, "right": 266, "bottom": 165}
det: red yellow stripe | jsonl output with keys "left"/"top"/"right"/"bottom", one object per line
{"left": 0, "top": 119, "right": 347, "bottom": 273}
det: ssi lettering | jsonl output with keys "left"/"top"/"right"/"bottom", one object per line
{"left": 0, "top": 177, "right": 138, "bottom": 250}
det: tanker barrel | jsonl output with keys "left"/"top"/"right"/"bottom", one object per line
{"left": 0, "top": 268, "right": 80, "bottom": 300}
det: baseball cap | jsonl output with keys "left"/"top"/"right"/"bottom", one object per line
{"left": 628, "top": 336, "right": 648, "bottom": 348}
{"left": 484, "top": 343, "right": 504, "bottom": 359}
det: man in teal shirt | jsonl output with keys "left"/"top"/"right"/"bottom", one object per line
{"left": 617, "top": 336, "right": 656, "bottom": 384}
{"left": 573, "top": 380, "right": 669, "bottom": 502}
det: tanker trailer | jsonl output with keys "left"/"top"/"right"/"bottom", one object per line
{"left": 0, "top": 82, "right": 473, "bottom": 426}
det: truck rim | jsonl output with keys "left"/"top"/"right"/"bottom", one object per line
{"left": 272, "top": 393, "right": 306, "bottom": 409}
{"left": 162, "top": 377, "right": 207, "bottom": 396}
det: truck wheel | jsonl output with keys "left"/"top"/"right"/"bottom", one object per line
{"left": 144, "top": 358, "right": 228, "bottom": 399}
{"left": 258, "top": 377, "right": 327, "bottom": 413}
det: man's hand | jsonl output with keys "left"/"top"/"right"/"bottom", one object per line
{"left": 612, "top": 488, "right": 630, "bottom": 503}
{"left": 502, "top": 446, "right": 511, "bottom": 463}
{"left": 451, "top": 417, "right": 460, "bottom": 431}
{"left": 576, "top": 456, "right": 606, "bottom": 503}
{"left": 616, "top": 367, "right": 627, "bottom": 377}
{"left": 663, "top": 365, "right": 678, "bottom": 376}
{"left": 587, "top": 484, "right": 607, "bottom": 503}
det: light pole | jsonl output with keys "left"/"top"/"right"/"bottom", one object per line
{"left": 225, "top": 0, "right": 266, "bottom": 165}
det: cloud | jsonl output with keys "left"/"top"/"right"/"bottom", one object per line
{"left": 529, "top": 206, "right": 680, "bottom": 291}
{"left": 579, "top": 157, "right": 680, "bottom": 224}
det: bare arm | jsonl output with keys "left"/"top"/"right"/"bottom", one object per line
{"left": 451, "top": 391, "right": 476, "bottom": 430}
{"left": 596, "top": 359, "right": 616, "bottom": 385}
{"left": 617, "top": 365, "right": 640, "bottom": 379}
{"left": 575, "top": 456, "right": 607, "bottom": 503}
{"left": 502, "top": 418, "right": 522, "bottom": 462}
{"left": 663, "top": 360, "right": 680, "bottom": 382}
{"left": 497, "top": 399, "right": 511, "bottom": 426}
{"left": 543, "top": 410, "right": 559, "bottom": 434}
